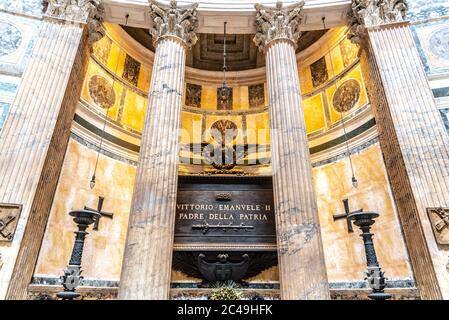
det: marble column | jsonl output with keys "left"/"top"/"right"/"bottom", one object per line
{"left": 118, "top": 1, "right": 198, "bottom": 300}
{"left": 0, "top": 1, "right": 104, "bottom": 300}
{"left": 254, "top": 2, "right": 330, "bottom": 300}
{"left": 349, "top": 0, "right": 449, "bottom": 299}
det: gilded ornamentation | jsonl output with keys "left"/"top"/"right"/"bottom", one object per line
{"left": 211, "top": 120, "right": 238, "bottom": 144}
{"left": 249, "top": 84, "right": 265, "bottom": 109}
{"left": 333, "top": 79, "right": 361, "bottom": 112}
{"left": 427, "top": 208, "right": 449, "bottom": 245}
{"left": 122, "top": 54, "right": 141, "bottom": 87}
{"left": 185, "top": 83, "right": 202, "bottom": 108}
{"left": 253, "top": 1, "right": 305, "bottom": 52}
{"left": 217, "top": 87, "right": 233, "bottom": 110}
{"left": 46, "top": 0, "right": 105, "bottom": 44}
{"left": 348, "top": 0, "right": 408, "bottom": 45}
{"left": 148, "top": 0, "right": 199, "bottom": 48}
{"left": 310, "top": 57, "right": 329, "bottom": 88}
{"left": 88, "top": 75, "right": 116, "bottom": 109}
{"left": 0, "top": 22, "right": 22, "bottom": 57}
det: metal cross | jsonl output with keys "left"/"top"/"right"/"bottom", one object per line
{"left": 84, "top": 196, "right": 113, "bottom": 231}
{"left": 333, "top": 198, "right": 363, "bottom": 233}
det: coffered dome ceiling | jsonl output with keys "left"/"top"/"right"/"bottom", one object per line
{"left": 123, "top": 26, "right": 327, "bottom": 71}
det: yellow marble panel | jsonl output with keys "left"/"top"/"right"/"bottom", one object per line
{"left": 201, "top": 86, "right": 217, "bottom": 111}
{"left": 137, "top": 65, "right": 151, "bottom": 92}
{"left": 302, "top": 94, "right": 326, "bottom": 133}
{"left": 91, "top": 36, "right": 111, "bottom": 65}
{"left": 313, "top": 143, "right": 412, "bottom": 281}
{"left": 329, "top": 44, "right": 345, "bottom": 77}
{"left": 181, "top": 111, "right": 203, "bottom": 144}
{"left": 232, "top": 86, "right": 249, "bottom": 110}
{"left": 264, "top": 82, "right": 268, "bottom": 107}
{"left": 121, "top": 90, "right": 147, "bottom": 132}
{"left": 34, "top": 139, "right": 136, "bottom": 280}
{"left": 299, "top": 64, "right": 313, "bottom": 94}
{"left": 246, "top": 112, "right": 270, "bottom": 147}
{"left": 326, "top": 85, "right": 341, "bottom": 123}
{"left": 107, "top": 42, "right": 126, "bottom": 76}
{"left": 339, "top": 37, "right": 359, "bottom": 67}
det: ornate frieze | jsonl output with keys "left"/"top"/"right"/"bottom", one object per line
{"left": 348, "top": 0, "right": 408, "bottom": 44}
{"left": 45, "top": 0, "right": 105, "bottom": 44}
{"left": 148, "top": 0, "right": 199, "bottom": 48}
{"left": 253, "top": 1, "right": 305, "bottom": 52}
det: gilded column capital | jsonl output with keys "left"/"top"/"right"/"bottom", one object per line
{"left": 148, "top": 0, "right": 199, "bottom": 49}
{"left": 253, "top": 1, "right": 305, "bottom": 52}
{"left": 348, "top": 0, "right": 408, "bottom": 44}
{"left": 45, "top": 0, "right": 105, "bottom": 44}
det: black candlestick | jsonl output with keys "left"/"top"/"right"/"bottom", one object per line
{"left": 348, "top": 211, "right": 392, "bottom": 300}
{"left": 57, "top": 209, "right": 100, "bottom": 300}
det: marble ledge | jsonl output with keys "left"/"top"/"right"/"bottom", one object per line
{"left": 26, "top": 285, "right": 420, "bottom": 300}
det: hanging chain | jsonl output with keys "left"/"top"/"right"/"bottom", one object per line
{"left": 322, "top": 17, "right": 358, "bottom": 188}
{"left": 223, "top": 21, "right": 227, "bottom": 85}
{"left": 90, "top": 14, "right": 130, "bottom": 189}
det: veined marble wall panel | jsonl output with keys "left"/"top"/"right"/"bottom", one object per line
{"left": 0, "top": 0, "right": 43, "bottom": 16}
{"left": 412, "top": 19, "right": 449, "bottom": 75}
{"left": 315, "top": 143, "right": 413, "bottom": 282}
{"left": 34, "top": 138, "right": 135, "bottom": 281}
{"left": 0, "top": 11, "right": 39, "bottom": 130}
{"left": 407, "top": 0, "right": 449, "bottom": 21}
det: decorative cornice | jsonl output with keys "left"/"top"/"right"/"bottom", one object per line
{"left": 148, "top": 0, "right": 199, "bottom": 49}
{"left": 45, "top": 0, "right": 105, "bottom": 44}
{"left": 253, "top": 1, "right": 305, "bottom": 52}
{"left": 348, "top": 0, "right": 408, "bottom": 44}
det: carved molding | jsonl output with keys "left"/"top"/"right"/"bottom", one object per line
{"left": 348, "top": 0, "right": 408, "bottom": 45}
{"left": 148, "top": 0, "right": 199, "bottom": 49}
{"left": 253, "top": 1, "right": 305, "bottom": 52}
{"left": 45, "top": 0, "right": 105, "bottom": 44}
{"left": 0, "top": 203, "right": 22, "bottom": 242}
{"left": 427, "top": 207, "right": 449, "bottom": 245}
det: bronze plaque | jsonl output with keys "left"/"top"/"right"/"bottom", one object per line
{"left": 0, "top": 203, "right": 22, "bottom": 242}
{"left": 427, "top": 207, "right": 449, "bottom": 245}
{"left": 174, "top": 176, "right": 276, "bottom": 251}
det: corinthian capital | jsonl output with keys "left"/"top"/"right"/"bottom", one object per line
{"left": 148, "top": 0, "right": 199, "bottom": 49}
{"left": 46, "top": 0, "right": 105, "bottom": 44}
{"left": 253, "top": 1, "right": 305, "bottom": 52}
{"left": 349, "top": 0, "right": 408, "bottom": 32}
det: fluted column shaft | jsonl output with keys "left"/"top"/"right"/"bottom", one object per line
{"left": 0, "top": 18, "right": 90, "bottom": 299}
{"left": 265, "top": 39, "right": 330, "bottom": 300}
{"left": 118, "top": 37, "right": 186, "bottom": 300}
{"left": 363, "top": 22, "right": 449, "bottom": 299}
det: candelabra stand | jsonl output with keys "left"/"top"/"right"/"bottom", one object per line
{"left": 56, "top": 209, "right": 100, "bottom": 300}
{"left": 348, "top": 211, "right": 392, "bottom": 300}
